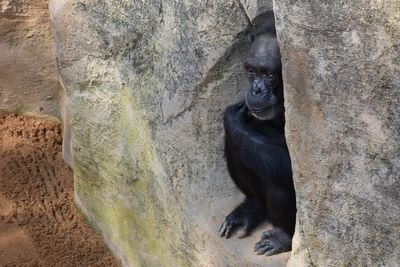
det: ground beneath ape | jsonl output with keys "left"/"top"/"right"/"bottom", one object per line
{"left": 0, "top": 113, "right": 119, "bottom": 266}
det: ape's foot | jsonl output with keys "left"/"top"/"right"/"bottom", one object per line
{"left": 219, "top": 200, "right": 266, "bottom": 239}
{"left": 254, "top": 228, "right": 292, "bottom": 256}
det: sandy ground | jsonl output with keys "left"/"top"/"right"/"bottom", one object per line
{"left": 0, "top": 0, "right": 62, "bottom": 117}
{"left": 0, "top": 113, "right": 119, "bottom": 266}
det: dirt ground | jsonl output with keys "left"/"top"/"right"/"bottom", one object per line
{"left": 0, "top": 113, "right": 119, "bottom": 266}
{"left": 0, "top": 0, "right": 62, "bottom": 117}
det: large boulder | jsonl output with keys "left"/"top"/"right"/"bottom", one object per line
{"left": 274, "top": 1, "right": 400, "bottom": 266}
{"left": 0, "top": 0, "right": 61, "bottom": 117}
{"left": 50, "top": 0, "right": 289, "bottom": 266}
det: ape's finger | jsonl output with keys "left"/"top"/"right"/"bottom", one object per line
{"left": 237, "top": 224, "right": 251, "bottom": 239}
{"left": 219, "top": 222, "right": 227, "bottom": 237}
{"left": 224, "top": 225, "right": 233, "bottom": 239}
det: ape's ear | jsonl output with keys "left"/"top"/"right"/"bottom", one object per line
{"left": 247, "top": 33, "right": 255, "bottom": 43}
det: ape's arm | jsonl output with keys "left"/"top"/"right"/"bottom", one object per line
{"left": 224, "top": 103, "right": 292, "bottom": 188}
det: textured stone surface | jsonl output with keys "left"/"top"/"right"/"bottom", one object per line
{"left": 239, "top": 0, "right": 273, "bottom": 22}
{"left": 274, "top": 1, "right": 400, "bottom": 266}
{"left": 50, "top": 0, "right": 289, "bottom": 266}
{"left": 0, "top": 0, "right": 61, "bottom": 117}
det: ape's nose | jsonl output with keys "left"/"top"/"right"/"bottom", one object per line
{"left": 252, "top": 80, "right": 267, "bottom": 95}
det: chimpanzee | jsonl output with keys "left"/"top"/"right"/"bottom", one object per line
{"left": 219, "top": 15, "right": 296, "bottom": 256}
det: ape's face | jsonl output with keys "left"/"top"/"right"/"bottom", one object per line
{"left": 244, "top": 34, "right": 284, "bottom": 121}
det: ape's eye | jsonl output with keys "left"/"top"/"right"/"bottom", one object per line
{"left": 267, "top": 73, "right": 274, "bottom": 79}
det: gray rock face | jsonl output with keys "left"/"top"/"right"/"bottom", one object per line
{"left": 50, "top": 0, "right": 289, "bottom": 266}
{"left": 274, "top": 1, "right": 400, "bottom": 266}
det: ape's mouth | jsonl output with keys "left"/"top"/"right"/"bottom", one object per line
{"left": 245, "top": 92, "right": 283, "bottom": 120}
{"left": 249, "top": 104, "right": 276, "bottom": 118}
{"left": 248, "top": 104, "right": 274, "bottom": 114}
{"left": 245, "top": 92, "right": 276, "bottom": 112}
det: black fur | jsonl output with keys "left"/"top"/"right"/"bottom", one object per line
{"left": 219, "top": 15, "right": 296, "bottom": 256}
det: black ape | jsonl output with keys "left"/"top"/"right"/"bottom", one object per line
{"left": 219, "top": 22, "right": 296, "bottom": 256}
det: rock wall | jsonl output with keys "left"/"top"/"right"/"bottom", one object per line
{"left": 50, "top": 0, "right": 289, "bottom": 266}
{"left": 0, "top": 0, "right": 61, "bottom": 117}
{"left": 274, "top": 1, "right": 400, "bottom": 266}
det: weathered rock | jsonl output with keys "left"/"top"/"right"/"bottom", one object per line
{"left": 274, "top": 1, "right": 400, "bottom": 266}
{"left": 239, "top": 0, "right": 273, "bottom": 22}
{"left": 0, "top": 0, "right": 61, "bottom": 117}
{"left": 50, "top": 0, "right": 289, "bottom": 266}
